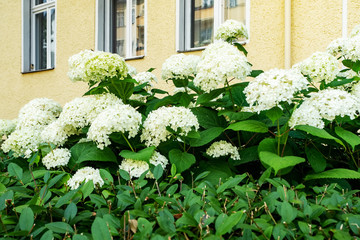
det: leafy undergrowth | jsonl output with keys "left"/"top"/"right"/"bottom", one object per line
{"left": 1, "top": 165, "right": 360, "bottom": 240}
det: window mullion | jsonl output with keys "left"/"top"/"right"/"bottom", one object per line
{"left": 47, "top": 7, "right": 51, "bottom": 69}
{"left": 126, "top": 0, "right": 132, "bottom": 58}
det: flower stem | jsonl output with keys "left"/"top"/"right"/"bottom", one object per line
{"left": 277, "top": 119, "right": 281, "bottom": 156}
{"left": 122, "top": 133, "right": 135, "bottom": 152}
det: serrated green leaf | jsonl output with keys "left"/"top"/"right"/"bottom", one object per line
{"left": 91, "top": 217, "right": 112, "bottom": 240}
{"left": 226, "top": 120, "right": 268, "bottom": 133}
{"left": 189, "top": 127, "right": 224, "bottom": 147}
{"left": 45, "top": 222, "right": 74, "bottom": 234}
{"left": 70, "top": 142, "right": 117, "bottom": 164}
{"left": 295, "top": 125, "right": 344, "bottom": 147}
{"left": 169, "top": 149, "right": 196, "bottom": 173}
{"left": 259, "top": 151, "right": 305, "bottom": 175}
{"left": 218, "top": 110, "right": 254, "bottom": 121}
{"left": 191, "top": 107, "right": 226, "bottom": 129}
{"left": 305, "top": 168, "right": 360, "bottom": 180}
{"left": 19, "top": 207, "right": 34, "bottom": 232}
{"left": 119, "top": 147, "right": 155, "bottom": 162}
{"left": 196, "top": 88, "right": 225, "bottom": 105}
{"left": 335, "top": 126, "right": 360, "bottom": 150}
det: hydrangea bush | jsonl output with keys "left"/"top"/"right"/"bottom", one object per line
{"left": 1, "top": 21, "right": 360, "bottom": 239}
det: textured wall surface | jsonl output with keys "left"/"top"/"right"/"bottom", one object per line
{"left": 1, "top": 0, "right": 360, "bottom": 118}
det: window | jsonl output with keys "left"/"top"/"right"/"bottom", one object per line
{"left": 22, "top": 0, "right": 56, "bottom": 72}
{"left": 177, "top": 0, "right": 249, "bottom": 52}
{"left": 97, "top": 0, "right": 146, "bottom": 59}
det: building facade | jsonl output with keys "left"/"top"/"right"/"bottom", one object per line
{"left": 0, "top": 0, "right": 360, "bottom": 118}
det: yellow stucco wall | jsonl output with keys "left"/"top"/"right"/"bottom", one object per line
{"left": 291, "top": 0, "right": 342, "bottom": 65}
{"left": 1, "top": 0, "right": 359, "bottom": 119}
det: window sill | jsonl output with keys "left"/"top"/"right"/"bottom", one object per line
{"left": 21, "top": 68, "right": 55, "bottom": 74}
{"left": 177, "top": 47, "right": 206, "bottom": 53}
{"left": 124, "top": 55, "right": 145, "bottom": 61}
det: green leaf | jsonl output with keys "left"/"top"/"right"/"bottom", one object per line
{"left": 226, "top": 120, "right": 268, "bottom": 133}
{"left": 73, "top": 235, "right": 89, "bottom": 240}
{"left": 169, "top": 149, "right": 196, "bottom": 173}
{"left": 0, "top": 191, "right": 13, "bottom": 211}
{"left": 196, "top": 88, "right": 225, "bottom": 105}
{"left": 173, "top": 78, "right": 189, "bottom": 87}
{"left": 348, "top": 214, "right": 360, "bottom": 235}
{"left": 108, "top": 78, "right": 135, "bottom": 102}
{"left": 342, "top": 59, "right": 360, "bottom": 72}
{"left": 71, "top": 142, "right": 117, "bottom": 164}
{"left": 100, "top": 169, "right": 114, "bottom": 185}
{"left": 194, "top": 171, "right": 211, "bottom": 182}
{"left": 119, "top": 169, "right": 130, "bottom": 181}
{"left": 189, "top": 127, "right": 224, "bottom": 147}
{"left": 91, "top": 217, "right": 112, "bottom": 240}
{"left": 152, "top": 164, "right": 163, "bottom": 180}
{"left": 45, "top": 222, "right": 74, "bottom": 234}
{"left": 218, "top": 111, "right": 254, "bottom": 121}
{"left": 137, "top": 218, "right": 154, "bottom": 238}
{"left": 295, "top": 125, "right": 344, "bottom": 147}
{"left": 156, "top": 209, "right": 176, "bottom": 234}
{"left": 8, "top": 163, "right": 23, "bottom": 180}
{"left": 233, "top": 42, "right": 248, "bottom": 56}
{"left": 64, "top": 202, "right": 77, "bottom": 222}
{"left": 249, "top": 70, "right": 264, "bottom": 78}
{"left": 55, "top": 189, "right": 78, "bottom": 208}
{"left": 266, "top": 107, "right": 283, "bottom": 123}
{"left": 279, "top": 201, "right": 297, "bottom": 223}
{"left": 176, "top": 212, "right": 198, "bottom": 227}
{"left": 259, "top": 151, "right": 305, "bottom": 175}
{"left": 216, "top": 174, "right": 247, "bottom": 194}
{"left": 216, "top": 211, "right": 243, "bottom": 236}
{"left": 119, "top": 147, "right": 155, "bottom": 162}
{"left": 89, "top": 194, "right": 107, "bottom": 208}
{"left": 19, "top": 207, "right": 34, "bottom": 232}
{"left": 305, "top": 147, "right": 326, "bottom": 173}
{"left": 47, "top": 173, "right": 66, "bottom": 189}
{"left": 191, "top": 107, "right": 226, "bottom": 129}
{"left": 40, "top": 230, "right": 53, "bottom": 240}
{"left": 335, "top": 126, "right": 360, "bottom": 150}
{"left": 305, "top": 168, "right": 360, "bottom": 181}
{"left": 231, "top": 83, "right": 248, "bottom": 107}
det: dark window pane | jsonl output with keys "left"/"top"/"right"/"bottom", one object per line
{"left": 35, "top": 11, "right": 47, "bottom": 70}
{"left": 191, "top": 0, "right": 214, "bottom": 48}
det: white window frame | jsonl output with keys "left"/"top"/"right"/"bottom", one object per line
{"left": 22, "top": 0, "right": 56, "bottom": 72}
{"left": 176, "top": 0, "right": 250, "bottom": 52}
{"left": 96, "top": 0, "right": 147, "bottom": 60}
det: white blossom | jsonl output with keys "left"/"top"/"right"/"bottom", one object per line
{"left": 67, "top": 167, "right": 104, "bottom": 190}
{"left": 350, "top": 24, "right": 360, "bottom": 38}
{"left": 87, "top": 104, "right": 142, "bottom": 149}
{"left": 42, "top": 148, "right": 71, "bottom": 169}
{"left": 119, "top": 151, "right": 169, "bottom": 179}
{"left": 68, "top": 50, "right": 128, "bottom": 84}
{"left": 206, "top": 140, "right": 240, "bottom": 160}
{"left": 134, "top": 71, "right": 158, "bottom": 93}
{"left": 341, "top": 36, "right": 360, "bottom": 62}
{"left": 41, "top": 120, "right": 70, "bottom": 146}
{"left": 327, "top": 38, "right": 347, "bottom": 57}
{"left": 243, "top": 68, "right": 308, "bottom": 113}
{"left": 161, "top": 54, "right": 200, "bottom": 80}
{"left": 290, "top": 89, "right": 360, "bottom": 128}
{"left": 126, "top": 64, "right": 137, "bottom": 77}
{"left": 215, "top": 19, "right": 248, "bottom": 41}
{"left": 141, "top": 106, "right": 199, "bottom": 147}
{"left": 0, "top": 119, "right": 17, "bottom": 137}
{"left": 295, "top": 52, "right": 339, "bottom": 84}
{"left": 194, "top": 41, "right": 251, "bottom": 92}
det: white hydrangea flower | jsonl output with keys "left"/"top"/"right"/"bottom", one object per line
{"left": 161, "top": 54, "right": 200, "bottom": 80}
{"left": 206, "top": 140, "right": 240, "bottom": 160}
{"left": 194, "top": 41, "right": 252, "bottom": 92}
{"left": 67, "top": 167, "right": 104, "bottom": 190}
{"left": 341, "top": 36, "right": 360, "bottom": 62}
{"left": 126, "top": 64, "right": 137, "bottom": 77}
{"left": 17, "top": 98, "right": 62, "bottom": 129}
{"left": 350, "top": 24, "right": 360, "bottom": 38}
{"left": 134, "top": 71, "right": 158, "bottom": 93}
{"left": 119, "top": 151, "right": 169, "bottom": 179}
{"left": 68, "top": 50, "right": 128, "bottom": 84}
{"left": 295, "top": 52, "right": 339, "bottom": 84}
{"left": 87, "top": 104, "right": 142, "bottom": 149}
{"left": 327, "top": 38, "right": 347, "bottom": 57}
{"left": 41, "top": 120, "right": 70, "bottom": 146}
{"left": 0, "top": 119, "right": 17, "bottom": 137}
{"left": 1, "top": 126, "right": 44, "bottom": 158}
{"left": 351, "top": 81, "right": 360, "bottom": 98}
{"left": 88, "top": 93, "right": 124, "bottom": 122}
{"left": 129, "top": 94, "right": 147, "bottom": 103}
{"left": 289, "top": 89, "right": 360, "bottom": 129}
{"left": 215, "top": 19, "right": 248, "bottom": 41}
{"left": 243, "top": 68, "right": 308, "bottom": 113}
{"left": 141, "top": 106, "right": 199, "bottom": 147}
{"left": 42, "top": 148, "right": 71, "bottom": 170}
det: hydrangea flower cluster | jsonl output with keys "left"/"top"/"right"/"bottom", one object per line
{"left": 17, "top": 98, "right": 62, "bottom": 128}
{"left": 206, "top": 140, "right": 240, "bottom": 160}
{"left": 42, "top": 148, "right": 71, "bottom": 169}
{"left": 327, "top": 38, "right": 347, "bottom": 57}
{"left": 295, "top": 52, "right": 339, "bottom": 84}
{"left": 289, "top": 89, "right": 360, "bottom": 129}
{"left": 161, "top": 54, "right": 200, "bottom": 80}
{"left": 243, "top": 69, "right": 308, "bottom": 113}
{"left": 68, "top": 50, "right": 128, "bottom": 84}
{"left": 119, "top": 151, "right": 169, "bottom": 179}
{"left": 2, "top": 98, "right": 62, "bottom": 157}
{"left": 67, "top": 167, "right": 104, "bottom": 190}
{"left": 194, "top": 41, "right": 251, "bottom": 92}
{"left": 134, "top": 71, "right": 158, "bottom": 93}
{"left": 349, "top": 24, "right": 360, "bottom": 38}
{"left": 214, "top": 19, "right": 248, "bottom": 42}
{"left": 0, "top": 119, "right": 17, "bottom": 137}
{"left": 87, "top": 103, "right": 142, "bottom": 149}
{"left": 126, "top": 64, "right": 137, "bottom": 77}
{"left": 141, "top": 106, "right": 199, "bottom": 147}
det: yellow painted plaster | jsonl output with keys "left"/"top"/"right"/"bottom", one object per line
{"left": 348, "top": 0, "right": 360, "bottom": 34}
